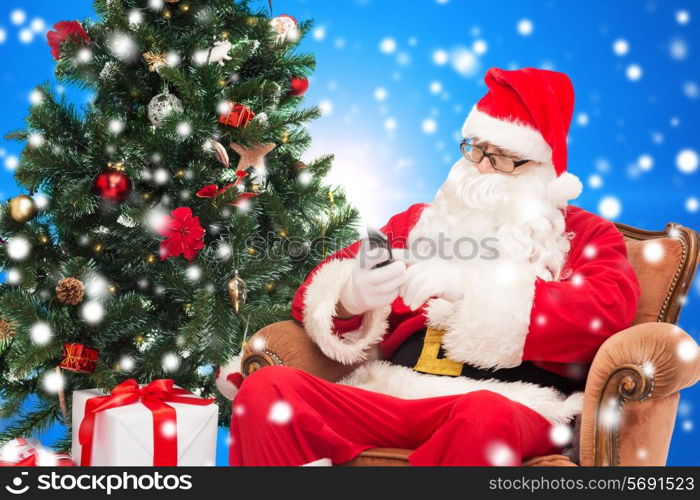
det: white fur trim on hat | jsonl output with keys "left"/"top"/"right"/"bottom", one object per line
{"left": 462, "top": 106, "right": 552, "bottom": 166}
{"left": 547, "top": 172, "right": 583, "bottom": 208}
{"left": 302, "top": 258, "right": 390, "bottom": 365}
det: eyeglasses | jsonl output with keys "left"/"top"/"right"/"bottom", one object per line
{"left": 460, "top": 138, "right": 533, "bottom": 173}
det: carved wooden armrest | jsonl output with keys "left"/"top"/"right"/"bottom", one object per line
{"left": 579, "top": 322, "right": 700, "bottom": 466}
{"left": 241, "top": 320, "right": 359, "bottom": 383}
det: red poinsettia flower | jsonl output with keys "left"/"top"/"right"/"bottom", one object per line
{"left": 47, "top": 21, "right": 91, "bottom": 60}
{"left": 158, "top": 207, "right": 205, "bottom": 261}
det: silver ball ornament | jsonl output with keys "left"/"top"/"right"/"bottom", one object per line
{"left": 147, "top": 92, "right": 184, "bottom": 127}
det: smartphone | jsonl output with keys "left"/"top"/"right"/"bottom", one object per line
{"left": 366, "top": 227, "right": 393, "bottom": 269}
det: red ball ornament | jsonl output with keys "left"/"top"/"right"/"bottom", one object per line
{"left": 94, "top": 163, "right": 132, "bottom": 203}
{"left": 219, "top": 102, "right": 255, "bottom": 128}
{"left": 290, "top": 77, "right": 309, "bottom": 96}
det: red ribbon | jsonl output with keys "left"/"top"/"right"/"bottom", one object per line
{"left": 79, "top": 379, "right": 214, "bottom": 466}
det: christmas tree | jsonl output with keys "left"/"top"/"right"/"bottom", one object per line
{"left": 0, "top": 0, "right": 358, "bottom": 449}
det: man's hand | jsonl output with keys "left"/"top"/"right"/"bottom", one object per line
{"left": 338, "top": 241, "right": 407, "bottom": 316}
{"left": 399, "top": 259, "right": 463, "bottom": 311}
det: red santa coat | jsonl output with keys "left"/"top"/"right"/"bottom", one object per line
{"left": 290, "top": 203, "right": 641, "bottom": 423}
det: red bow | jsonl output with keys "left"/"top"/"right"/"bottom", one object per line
{"left": 196, "top": 171, "right": 258, "bottom": 206}
{"left": 78, "top": 379, "right": 214, "bottom": 466}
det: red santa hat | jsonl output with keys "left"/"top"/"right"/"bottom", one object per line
{"left": 462, "top": 67, "right": 575, "bottom": 177}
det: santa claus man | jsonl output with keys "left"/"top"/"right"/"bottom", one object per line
{"left": 217, "top": 67, "right": 641, "bottom": 466}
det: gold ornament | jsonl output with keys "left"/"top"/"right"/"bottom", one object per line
{"left": 92, "top": 243, "right": 104, "bottom": 254}
{"left": 56, "top": 277, "right": 85, "bottom": 306}
{"left": 178, "top": 2, "right": 190, "bottom": 12}
{"left": 143, "top": 51, "right": 167, "bottom": 72}
{"left": 230, "top": 142, "right": 277, "bottom": 173}
{"left": 227, "top": 271, "right": 248, "bottom": 314}
{"left": 134, "top": 335, "right": 145, "bottom": 347}
{"left": 277, "top": 229, "right": 287, "bottom": 238}
{"left": 37, "top": 234, "right": 50, "bottom": 245}
{"left": 108, "top": 284, "right": 118, "bottom": 294}
{"left": 162, "top": 8, "right": 172, "bottom": 19}
{"left": 174, "top": 169, "right": 187, "bottom": 178}
{"left": 280, "top": 130, "right": 289, "bottom": 143}
{"left": 246, "top": 247, "right": 257, "bottom": 256}
{"left": 9, "top": 195, "right": 38, "bottom": 224}
{"left": 251, "top": 183, "right": 261, "bottom": 193}
{"left": 146, "top": 254, "right": 157, "bottom": 264}
{"left": 0, "top": 318, "right": 15, "bottom": 343}
{"left": 264, "top": 282, "right": 276, "bottom": 293}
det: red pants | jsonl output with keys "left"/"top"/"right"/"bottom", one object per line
{"left": 230, "top": 366, "right": 561, "bottom": 466}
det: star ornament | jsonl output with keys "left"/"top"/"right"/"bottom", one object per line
{"left": 158, "top": 207, "right": 205, "bottom": 261}
{"left": 230, "top": 142, "right": 276, "bottom": 174}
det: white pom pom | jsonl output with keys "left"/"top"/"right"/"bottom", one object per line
{"left": 547, "top": 172, "right": 583, "bottom": 207}
{"left": 215, "top": 354, "right": 243, "bottom": 400}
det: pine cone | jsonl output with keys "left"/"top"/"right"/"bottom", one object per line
{"left": 0, "top": 318, "right": 15, "bottom": 342}
{"left": 56, "top": 277, "right": 85, "bottom": 305}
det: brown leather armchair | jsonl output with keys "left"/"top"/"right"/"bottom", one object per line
{"left": 239, "top": 222, "right": 700, "bottom": 466}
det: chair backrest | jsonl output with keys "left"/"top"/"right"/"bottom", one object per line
{"left": 615, "top": 222, "right": 700, "bottom": 324}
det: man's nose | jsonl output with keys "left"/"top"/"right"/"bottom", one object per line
{"left": 476, "top": 156, "right": 497, "bottom": 173}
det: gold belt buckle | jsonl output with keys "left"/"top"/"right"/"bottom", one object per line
{"left": 413, "top": 327, "right": 464, "bottom": 376}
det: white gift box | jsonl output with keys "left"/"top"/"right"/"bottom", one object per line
{"left": 71, "top": 387, "right": 218, "bottom": 466}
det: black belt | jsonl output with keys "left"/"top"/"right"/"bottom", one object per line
{"left": 390, "top": 329, "right": 586, "bottom": 395}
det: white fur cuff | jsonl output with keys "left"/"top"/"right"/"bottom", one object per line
{"left": 302, "top": 259, "right": 391, "bottom": 365}
{"left": 441, "top": 261, "right": 538, "bottom": 369}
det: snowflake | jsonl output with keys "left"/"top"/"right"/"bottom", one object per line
{"left": 485, "top": 441, "right": 517, "bottom": 466}
{"left": 379, "top": 37, "right": 397, "bottom": 54}
{"left": 598, "top": 196, "right": 622, "bottom": 219}
{"left": 642, "top": 241, "right": 664, "bottom": 263}
{"left": 626, "top": 64, "right": 642, "bottom": 81}
{"left": 162, "top": 353, "right": 180, "bottom": 372}
{"left": 685, "top": 197, "right": 699, "bottom": 213}
{"left": 549, "top": 423, "right": 573, "bottom": 446}
{"left": 268, "top": 401, "right": 293, "bottom": 425}
{"left": 613, "top": 39, "right": 629, "bottom": 56}
{"left": 422, "top": 118, "right": 437, "bottom": 134}
{"left": 669, "top": 38, "right": 688, "bottom": 61}
{"left": 81, "top": 301, "right": 105, "bottom": 325}
{"left": 160, "top": 420, "right": 177, "bottom": 438}
{"left": 472, "top": 39, "right": 488, "bottom": 55}
{"left": 638, "top": 154, "right": 653, "bottom": 171}
{"left": 517, "top": 19, "right": 534, "bottom": 36}
{"left": 30, "top": 322, "right": 52, "bottom": 345}
{"left": 374, "top": 87, "right": 388, "bottom": 101}
{"left": 42, "top": 371, "right": 65, "bottom": 394}
{"left": 432, "top": 49, "right": 449, "bottom": 65}
{"left": 451, "top": 47, "right": 478, "bottom": 76}
{"left": 587, "top": 174, "right": 603, "bottom": 189}
{"left": 676, "top": 149, "right": 698, "bottom": 174}
{"left": 677, "top": 339, "right": 698, "bottom": 362}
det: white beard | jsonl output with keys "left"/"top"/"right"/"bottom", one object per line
{"left": 409, "top": 159, "right": 582, "bottom": 281}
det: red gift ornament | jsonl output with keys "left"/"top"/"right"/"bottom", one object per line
{"left": 59, "top": 343, "right": 99, "bottom": 374}
{"left": 219, "top": 102, "right": 255, "bottom": 128}
{"left": 47, "top": 21, "right": 91, "bottom": 60}
{"left": 158, "top": 207, "right": 205, "bottom": 261}
{"left": 78, "top": 379, "right": 214, "bottom": 467}
{"left": 290, "top": 77, "right": 309, "bottom": 96}
{"left": 94, "top": 163, "right": 132, "bottom": 204}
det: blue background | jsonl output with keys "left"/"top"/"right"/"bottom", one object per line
{"left": 0, "top": 0, "right": 698, "bottom": 465}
